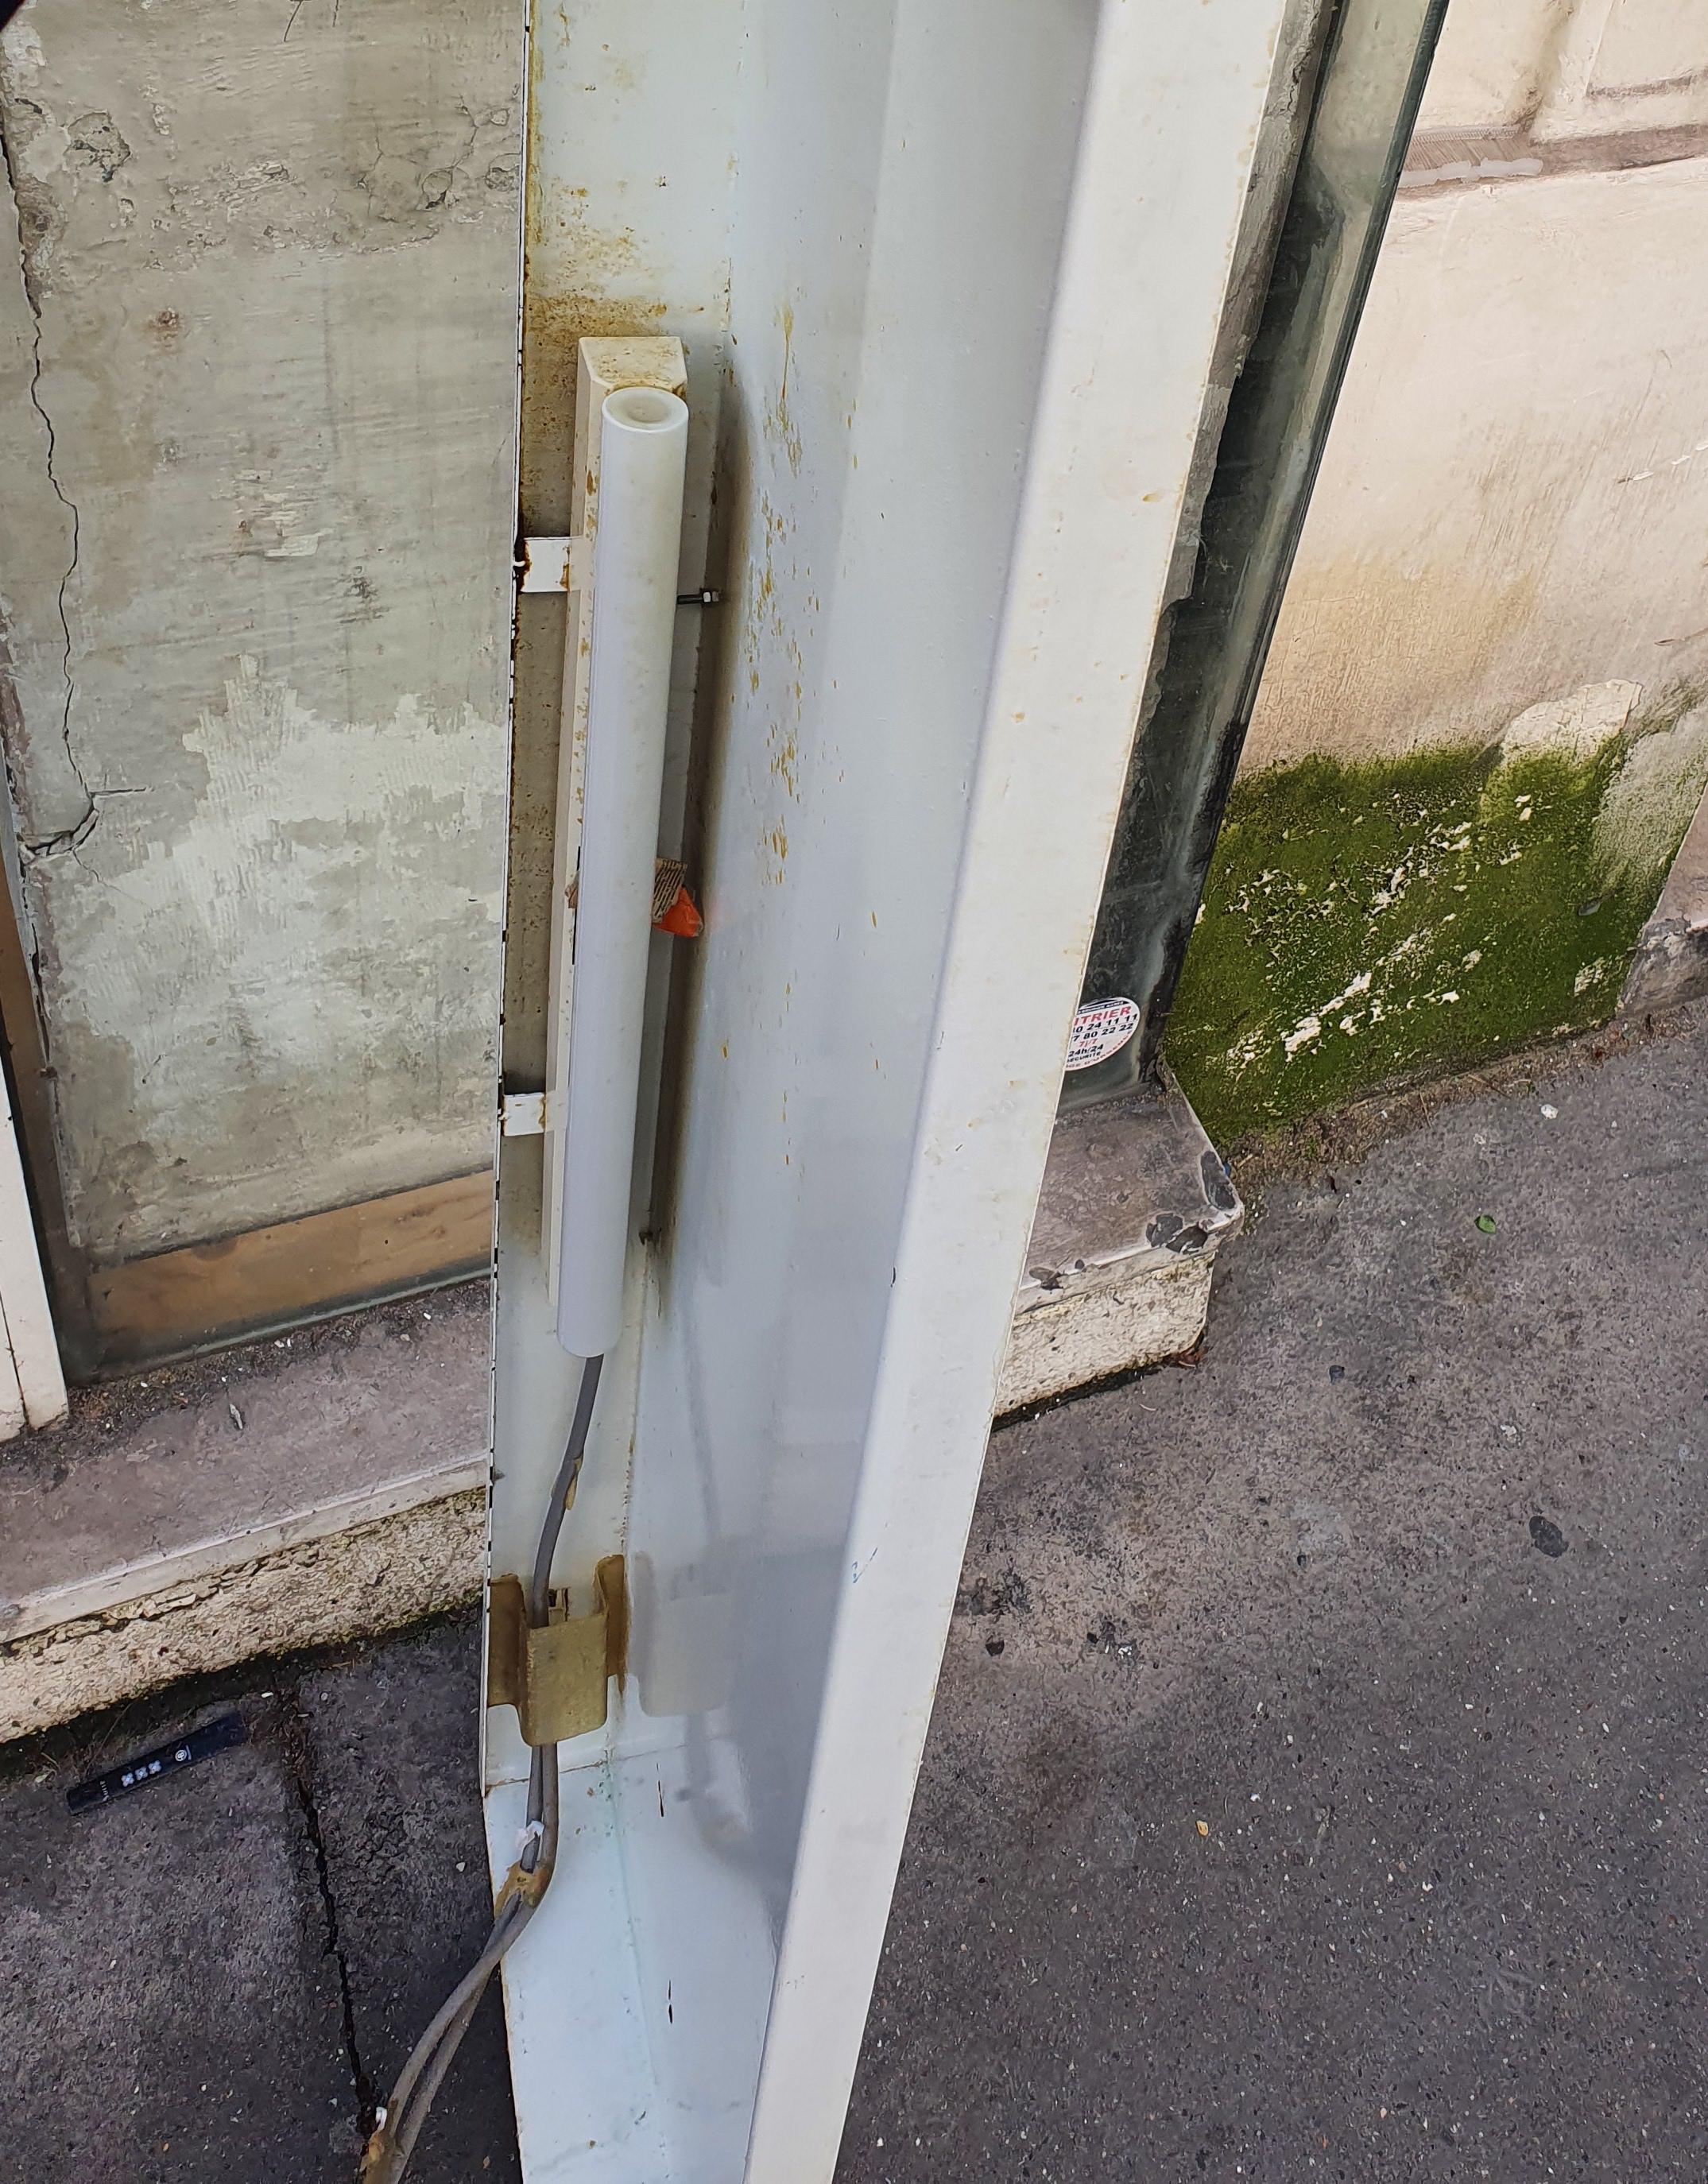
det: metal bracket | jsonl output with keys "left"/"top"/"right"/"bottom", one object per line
{"left": 516, "top": 535, "right": 590, "bottom": 594}
{"left": 517, "top": 547, "right": 717, "bottom": 606}
{"left": 486, "top": 1557, "right": 629, "bottom": 1747}
{"left": 501, "top": 1090, "right": 548, "bottom": 1137}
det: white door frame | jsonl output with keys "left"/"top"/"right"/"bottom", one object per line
{"left": 0, "top": 1056, "right": 66, "bottom": 1437}
{"left": 489, "top": 1, "right": 1295, "bottom": 2174}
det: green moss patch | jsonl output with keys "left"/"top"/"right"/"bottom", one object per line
{"left": 1164, "top": 733, "right": 1691, "bottom": 1143}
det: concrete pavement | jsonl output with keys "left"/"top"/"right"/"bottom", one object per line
{"left": 849, "top": 999, "right": 1708, "bottom": 2179}
{"left": 2, "top": 1000, "right": 1704, "bottom": 2180}
{"left": 0, "top": 1616, "right": 518, "bottom": 2183}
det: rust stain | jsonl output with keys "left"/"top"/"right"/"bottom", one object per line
{"left": 520, "top": 289, "right": 668, "bottom": 527}
{"left": 765, "top": 302, "right": 804, "bottom": 475}
{"left": 525, "top": 287, "right": 667, "bottom": 349}
{"left": 770, "top": 724, "right": 799, "bottom": 799}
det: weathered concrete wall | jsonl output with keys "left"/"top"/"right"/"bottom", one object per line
{"left": 1415, "top": 0, "right": 1708, "bottom": 140}
{"left": 0, "top": 0, "right": 521, "bottom": 1262}
{"left": 1167, "top": 0, "right": 1708, "bottom": 1142}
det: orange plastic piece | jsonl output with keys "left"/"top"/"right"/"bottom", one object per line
{"left": 655, "top": 884, "right": 703, "bottom": 938}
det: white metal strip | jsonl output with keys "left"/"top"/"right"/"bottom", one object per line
{"left": 741, "top": 0, "right": 1294, "bottom": 2160}
{"left": 518, "top": 536, "right": 589, "bottom": 594}
{"left": 486, "top": 1770, "right": 670, "bottom": 2182}
{"left": 502, "top": 1091, "right": 548, "bottom": 1137}
{"left": 0, "top": 1062, "right": 65, "bottom": 1435}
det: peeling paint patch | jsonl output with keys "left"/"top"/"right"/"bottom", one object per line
{"left": 0, "top": 21, "right": 45, "bottom": 73}
{"left": 29, "top": 657, "right": 507, "bottom": 1256}
{"left": 65, "top": 112, "right": 130, "bottom": 184}
{"left": 1500, "top": 680, "right": 1640, "bottom": 765}
{"left": 0, "top": 0, "right": 524, "bottom": 1272}
{"left": 1167, "top": 690, "right": 1708, "bottom": 1140}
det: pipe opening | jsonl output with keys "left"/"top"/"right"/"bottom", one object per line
{"left": 603, "top": 386, "right": 687, "bottom": 432}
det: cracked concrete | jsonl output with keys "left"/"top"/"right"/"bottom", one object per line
{"left": 0, "top": 1284, "right": 492, "bottom": 1739}
{"left": 0, "top": 44, "right": 91, "bottom": 855}
{"left": 0, "top": 1609, "right": 519, "bottom": 2183}
{"left": 0, "top": 74, "right": 87, "bottom": 877}
{"left": 297, "top": 1621, "right": 521, "bottom": 2182}
{"left": 1, "top": 1491, "right": 486, "bottom": 1742}
{"left": 275, "top": 1678, "right": 381, "bottom": 2139}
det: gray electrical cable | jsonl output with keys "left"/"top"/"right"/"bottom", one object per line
{"left": 360, "top": 1352, "right": 605, "bottom": 2184}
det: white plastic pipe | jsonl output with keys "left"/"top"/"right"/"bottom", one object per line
{"left": 556, "top": 385, "right": 690, "bottom": 1357}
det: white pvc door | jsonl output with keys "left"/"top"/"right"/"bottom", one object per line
{"left": 488, "top": 1, "right": 1296, "bottom": 2176}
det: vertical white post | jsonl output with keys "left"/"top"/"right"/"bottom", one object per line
{"left": 0, "top": 1066, "right": 66, "bottom": 1435}
{"left": 495, "top": 2, "right": 1292, "bottom": 2176}
{"left": 555, "top": 387, "right": 689, "bottom": 1359}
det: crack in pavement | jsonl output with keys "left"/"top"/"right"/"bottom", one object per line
{"left": 273, "top": 1679, "right": 381, "bottom": 2136}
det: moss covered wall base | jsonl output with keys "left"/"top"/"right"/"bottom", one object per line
{"left": 1165, "top": 686, "right": 1708, "bottom": 1143}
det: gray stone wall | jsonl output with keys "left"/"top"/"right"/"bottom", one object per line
{"left": 0, "top": 0, "right": 522, "bottom": 1260}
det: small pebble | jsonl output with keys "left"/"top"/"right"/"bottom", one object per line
{"left": 1529, "top": 1514, "right": 1568, "bottom": 1558}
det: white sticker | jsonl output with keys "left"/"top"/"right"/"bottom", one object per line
{"left": 1064, "top": 996, "right": 1141, "bottom": 1071}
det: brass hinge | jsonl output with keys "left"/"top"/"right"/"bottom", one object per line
{"left": 487, "top": 1557, "right": 629, "bottom": 1746}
